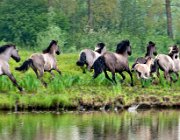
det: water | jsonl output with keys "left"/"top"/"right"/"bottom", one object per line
{"left": 0, "top": 110, "right": 179, "bottom": 140}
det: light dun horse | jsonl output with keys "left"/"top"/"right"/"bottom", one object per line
{"left": 15, "top": 40, "right": 61, "bottom": 86}
{"left": 0, "top": 44, "right": 22, "bottom": 91}
{"left": 155, "top": 45, "right": 179, "bottom": 82}
{"left": 76, "top": 42, "right": 106, "bottom": 73}
{"left": 93, "top": 40, "right": 134, "bottom": 86}
{"left": 133, "top": 56, "right": 154, "bottom": 80}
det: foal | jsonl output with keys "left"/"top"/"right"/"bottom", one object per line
{"left": 15, "top": 40, "right": 61, "bottom": 86}
{"left": 93, "top": 40, "right": 133, "bottom": 86}
{"left": 76, "top": 42, "right": 106, "bottom": 73}
{"left": 0, "top": 44, "right": 22, "bottom": 91}
{"left": 133, "top": 57, "right": 154, "bottom": 79}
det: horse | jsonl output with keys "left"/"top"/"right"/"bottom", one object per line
{"left": 0, "top": 44, "right": 22, "bottom": 91}
{"left": 93, "top": 40, "right": 134, "bottom": 86}
{"left": 154, "top": 45, "right": 179, "bottom": 82}
{"left": 15, "top": 40, "right": 61, "bottom": 86}
{"left": 76, "top": 42, "right": 106, "bottom": 73}
{"left": 132, "top": 41, "right": 157, "bottom": 69}
{"left": 133, "top": 56, "right": 154, "bottom": 80}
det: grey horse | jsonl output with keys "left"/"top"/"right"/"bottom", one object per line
{"left": 0, "top": 44, "right": 22, "bottom": 91}
{"left": 154, "top": 45, "right": 179, "bottom": 82}
{"left": 15, "top": 40, "right": 61, "bottom": 86}
{"left": 76, "top": 42, "right": 106, "bottom": 73}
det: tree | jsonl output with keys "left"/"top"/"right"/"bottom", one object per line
{"left": 165, "top": 0, "right": 173, "bottom": 38}
{"left": 0, "top": 0, "right": 48, "bottom": 47}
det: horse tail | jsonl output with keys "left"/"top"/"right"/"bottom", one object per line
{"left": 15, "top": 59, "right": 33, "bottom": 71}
{"left": 76, "top": 52, "right": 86, "bottom": 66}
{"left": 93, "top": 56, "right": 106, "bottom": 78}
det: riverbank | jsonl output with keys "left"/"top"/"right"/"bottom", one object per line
{"left": 0, "top": 52, "right": 180, "bottom": 111}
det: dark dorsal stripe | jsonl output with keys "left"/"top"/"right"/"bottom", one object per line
{"left": 43, "top": 40, "right": 58, "bottom": 54}
{"left": 0, "top": 44, "right": 15, "bottom": 54}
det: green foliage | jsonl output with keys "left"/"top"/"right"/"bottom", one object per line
{"left": 0, "top": 0, "right": 48, "bottom": 47}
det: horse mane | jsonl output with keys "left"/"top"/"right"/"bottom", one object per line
{"left": 168, "top": 45, "right": 179, "bottom": 58}
{"left": 43, "top": 40, "right": 57, "bottom": 54}
{"left": 116, "top": 40, "right": 130, "bottom": 54}
{"left": 95, "top": 42, "right": 105, "bottom": 53}
{"left": 97, "top": 42, "right": 105, "bottom": 49}
{"left": 0, "top": 44, "right": 15, "bottom": 54}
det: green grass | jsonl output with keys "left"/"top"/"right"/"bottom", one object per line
{"left": 0, "top": 50, "right": 179, "bottom": 110}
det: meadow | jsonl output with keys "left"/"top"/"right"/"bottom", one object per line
{"left": 0, "top": 50, "right": 179, "bottom": 111}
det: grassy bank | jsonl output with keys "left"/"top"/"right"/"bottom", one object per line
{"left": 0, "top": 51, "right": 179, "bottom": 111}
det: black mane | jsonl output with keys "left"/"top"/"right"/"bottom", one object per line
{"left": 0, "top": 44, "right": 15, "bottom": 54}
{"left": 95, "top": 42, "right": 105, "bottom": 54}
{"left": 116, "top": 40, "right": 130, "bottom": 54}
{"left": 43, "top": 40, "right": 57, "bottom": 54}
{"left": 145, "top": 41, "right": 156, "bottom": 57}
{"left": 168, "top": 45, "right": 179, "bottom": 58}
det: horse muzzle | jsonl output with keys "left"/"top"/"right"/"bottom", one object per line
{"left": 56, "top": 51, "right": 60, "bottom": 55}
{"left": 15, "top": 57, "right": 21, "bottom": 62}
{"left": 153, "top": 52, "right": 157, "bottom": 56}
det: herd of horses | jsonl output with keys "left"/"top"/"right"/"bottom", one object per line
{"left": 0, "top": 39, "right": 179, "bottom": 92}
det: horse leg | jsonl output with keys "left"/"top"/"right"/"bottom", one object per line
{"left": 104, "top": 70, "right": 113, "bottom": 82}
{"left": 156, "top": 68, "right": 160, "bottom": 78}
{"left": 49, "top": 70, "right": 55, "bottom": 80}
{"left": 81, "top": 66, "right": 86, "bottom": 74}
{"left": 31, "top": 65, "right": 39, "bottom": 78}
{"left": 7, "top": 73, "right": 23, "bottom": 92}
{"left": 55, "top": 67, "right": 62, "bottom": 75}
{"left": 174, "top": 72, "right": 179, "bottom": 82}
{"left": 126, "top": 69, "right": 134, "bottom": 86}
{"left": 112, "top": 72, "right": 117, "bottom": 84}
{"left": 118, "top": 72, "right": 125, "bottom": 83}
{"left": 38, "top": 69, "right": 47, "bottom": 87}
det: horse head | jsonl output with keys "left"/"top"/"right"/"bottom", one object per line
{"left": 11, "top": 45, "right": 21, "bottom": 62}
{"left": 94, "top": 42, "right": 106, "bottom": 54}
{"left": 168, "top": 45, "right": 179, "bottom": 59}
{"left": 146, "top": 41, "right": 157, "bottom": 57}
{"left": 43, "top": 40, "right": 61, "bottom": 55}
{"left": 116, "top": 40, "right": 131, "bottom": 55}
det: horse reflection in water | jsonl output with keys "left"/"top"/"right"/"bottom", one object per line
{"left": 0, "top": 44, "right": 22, "bottom": 91}
{"left": 15, "top": 40, "right": 61, "bottom": 86}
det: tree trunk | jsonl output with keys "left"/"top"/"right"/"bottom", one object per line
{"left": 87, "top": 0, "right": 93, "bottom": 31}
{"left": 165, "top": 0, "right": 173, "bottom": 38}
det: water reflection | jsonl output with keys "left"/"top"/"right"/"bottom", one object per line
{"left": 0, "top": 110, "right": 179, "bottom": 140}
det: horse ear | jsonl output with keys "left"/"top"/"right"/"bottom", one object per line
{"left": 149, "top": 41, "right": 155, "bottom": 46}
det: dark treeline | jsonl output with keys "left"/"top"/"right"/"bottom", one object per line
{"left": 0, "top": 0, "right": 179, "bottom": 54}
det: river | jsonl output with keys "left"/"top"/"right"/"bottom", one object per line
{"left": 0, "top": 110, "right": 179, "bottom": 140}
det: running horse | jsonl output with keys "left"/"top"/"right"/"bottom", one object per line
{"left": 0, "top": 44, "right": 22, "bottom": 91}
{"left": 15, "top": 40, "right": 61, "bottom": 86}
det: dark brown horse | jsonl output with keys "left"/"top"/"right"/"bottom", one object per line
{"left": 93, "top": 40, "right": 133, "bottom": 86}
{"left": 132, "top": 41, "right": 157, "bottom": 71}
{"left": 0, "top": 44, "right": 22, "bottom": 91}
{"left": 15, "top": 40, "right": 61, "bottom": 86}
